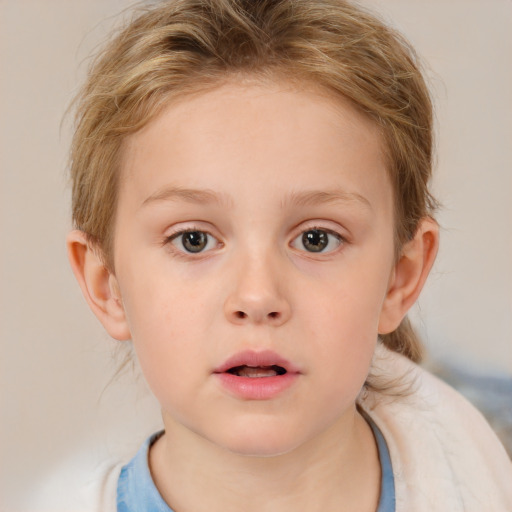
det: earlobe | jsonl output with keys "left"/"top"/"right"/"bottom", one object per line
{"left": 378, "top": 217, "right": 439, "bottom": 334}
{"left": 66, "top": 230, "right": 131, "bottom": 341}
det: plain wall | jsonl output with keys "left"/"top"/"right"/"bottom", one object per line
{"left": 1, "top": 1, "right": 511, "bottom": 510}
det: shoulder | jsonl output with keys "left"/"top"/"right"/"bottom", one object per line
{"left": 26, "top": 453, "right": 122, "bottom": 512}
{"left": 91, "top": 460, "right": 123, "bottom": 512}
{"left": 360, "top": 343, "right": 512, "bottom": 512}
{"left": 27, "top": 430, "right": 163, "bottom": 511}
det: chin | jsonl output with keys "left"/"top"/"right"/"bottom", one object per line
{"left": 225, "top": 439, "right": 299, "bottom": 458}
{"left": 216, "top": 422, "right": 304, "bottom": 458}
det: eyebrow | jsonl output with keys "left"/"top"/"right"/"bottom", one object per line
{"left": 141, "top": 186, "right": 372, "bottom": 211}
{"left": 141, "top": 186, "right": 233, "bottom": 208}
{"left": 282, "top": 189, "right": 372, "bottom": 211}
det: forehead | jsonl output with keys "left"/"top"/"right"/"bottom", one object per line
{"left": 118, "top": 80, "right": 391, "bottom": 216}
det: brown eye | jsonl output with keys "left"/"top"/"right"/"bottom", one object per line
{"left": 171, "top": 230, "right": 216, "bottom": 254}
{"left": 291, "top": 228, "right": 342, "bottom": 253}
{"left": 302, "top": 230, "right": 328, "bottom": 252}
{"left": 182, "top": 231, "right": 207, "bottom": 252}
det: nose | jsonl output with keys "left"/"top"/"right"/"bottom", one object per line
{"left": 223, "top": 254, "right": 291, "bottom": 327}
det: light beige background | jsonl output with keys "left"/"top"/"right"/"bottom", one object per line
{"left": 1, "top": 0, "right": 511, "bottom": 510}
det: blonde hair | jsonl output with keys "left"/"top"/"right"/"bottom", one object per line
{"left": 70, "top": 0, "right": 437, "bottom": 363}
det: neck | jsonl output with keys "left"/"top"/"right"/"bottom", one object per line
{"left": 149, "top": 408, "right": 380, "bottom": 512}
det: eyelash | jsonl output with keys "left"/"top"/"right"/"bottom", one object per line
{"left": 164, "top": 225, "right": 346, "bottom": 257}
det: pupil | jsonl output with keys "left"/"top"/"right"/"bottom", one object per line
{"left": 183, "top": 231, "right": 207, "bottom": 253}
{"left": 302, "top": 230, "right": 328, "bottom": 252}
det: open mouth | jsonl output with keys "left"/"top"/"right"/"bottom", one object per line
{"left": 215, "top": 351, "right": 299, "bottom": 399}
{"left": 226, "top": 365, "right": 287, "bottom": 378}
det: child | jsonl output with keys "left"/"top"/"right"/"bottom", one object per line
{"left": 66, "top": 0, "right": 512, "bottom": 510}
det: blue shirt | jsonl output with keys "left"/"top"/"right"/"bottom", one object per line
{"left": 117, "top": 419, "right": 395, "bottom": 512}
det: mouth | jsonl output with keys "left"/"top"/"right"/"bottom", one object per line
{"left": 226, "top": 364, "right": 287, "bottom": 378}
{"left": 214, "top": 350, "right": 300, "bottom": 400}
{"left": 214, "top": 350, "right": 299, "bottom": 376}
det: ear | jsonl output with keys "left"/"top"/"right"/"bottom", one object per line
{"left": 66, "top": 230, "right": 131, "bottom": 341}
{"left": 378, "top": 217, "right": 439, "bottom": 334}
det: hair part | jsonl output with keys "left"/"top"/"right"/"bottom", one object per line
{"left": 70, "top": 0, "right": 437, "bottom": 363}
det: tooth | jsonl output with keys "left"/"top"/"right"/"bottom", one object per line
{"left": 237, "top": 366, "right": 278, "bottom": 378}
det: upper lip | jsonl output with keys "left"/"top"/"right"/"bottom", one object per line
{"left": 213, "top": 350, "right": 301, "bottom": 374}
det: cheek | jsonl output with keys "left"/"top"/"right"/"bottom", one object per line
{"left": 309, "top": 301, "right": 377, "bottom": 385}
{"left": 302, "top": 265, "right": 390, "bottom": 338}
{"left": 118, "top": 271, "right": 210, "bottom": 385}
{"left": 121, "top": 257, "right": 214, "bottom": 332}
{"left": 295, "top": 262, "right": 391, "bottom": 382}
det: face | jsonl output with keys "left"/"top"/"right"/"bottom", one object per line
{"left": 112, "top": 81, "right": 397, "bottom": 456}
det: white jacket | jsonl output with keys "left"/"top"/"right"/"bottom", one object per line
{"left": 63, "top": 344, "right": 512, "bottom": 511}
{"left": 358, "top": 344, "right": 512, "bottom": 511}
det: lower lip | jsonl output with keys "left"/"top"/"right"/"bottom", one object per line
{"left": 215, "top": 372, "right": 299, "bottom": 400}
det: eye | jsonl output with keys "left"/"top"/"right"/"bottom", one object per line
{"left": 291, "top": 228, "right": 342, "bottom": 253}
{"left": 169, "top": 230, "right": 218, "bottom": 254}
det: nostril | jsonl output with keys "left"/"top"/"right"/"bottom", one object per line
{"left": 235, "top": 311, "right": 247, "bottom": 319}
{"left": 268, "top": 312, "right": 280, "bottom": 319}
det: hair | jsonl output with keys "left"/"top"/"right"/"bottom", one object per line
{"left": 70, "top": 0, "right": 437, "bottom": 364}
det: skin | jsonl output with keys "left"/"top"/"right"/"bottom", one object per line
{"left": 68, "top": 80, "right": 439, "bottom": 512}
